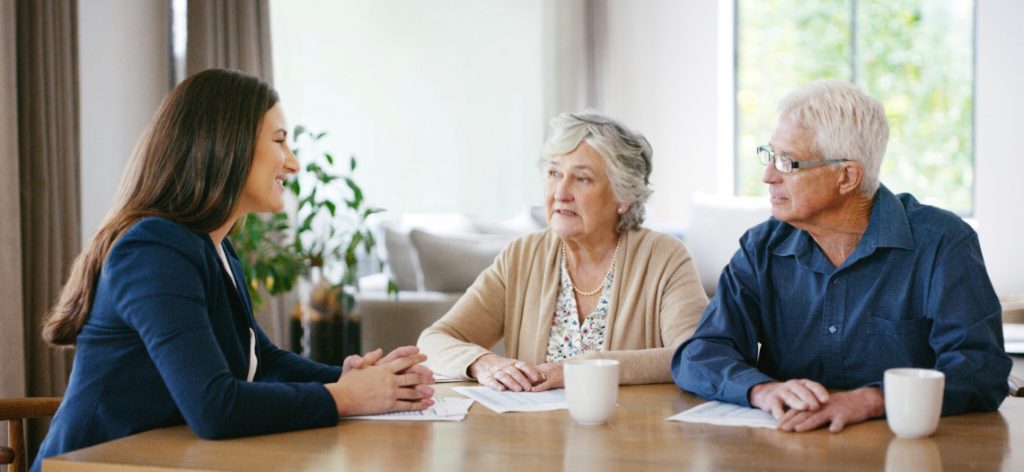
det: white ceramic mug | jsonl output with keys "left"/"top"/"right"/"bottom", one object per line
{"left": 884, "top": 368, "right": 945, "bottom": 438}
{"left": 564, "top": 359, "right": 619, "bottom": 425}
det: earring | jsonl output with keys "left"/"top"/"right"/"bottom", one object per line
{"left": 617, "top": 207, "right": 626, "bottom": 214}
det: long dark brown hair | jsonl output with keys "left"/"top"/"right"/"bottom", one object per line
{"left": 43, "top": 68, "right": 279, "bottom": 345}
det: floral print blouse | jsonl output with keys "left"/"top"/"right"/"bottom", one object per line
{"left": 546, "top": 253, "right": 614, "bottom": 363}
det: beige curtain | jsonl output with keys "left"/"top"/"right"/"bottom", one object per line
{"left": 1, "top": 0, "right": 26, "bottom": 408}
{"left": 584, "top": 0, "right": 607, "bottom": 109}
{"left": 14, "top": 0, "right": 81, "bottom": 457}
{"left": 186, "top": 0, "right": 274, "bottom": 82}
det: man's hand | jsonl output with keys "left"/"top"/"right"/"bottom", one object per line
{"left": 775, "top": 387, "right": 884, "bottom": 433}
{"left": 750, "top": 379, "right": 831, "bottom": 419}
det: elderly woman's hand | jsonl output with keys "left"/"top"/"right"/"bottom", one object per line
{"left": 525, "top": 362, "right": 564, "bottom": 392}
{"left": 469, "top": 354, "right": 547, "bottom": 392}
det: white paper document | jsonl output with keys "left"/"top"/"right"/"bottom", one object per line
{"left": 345, "top": 396, "right": 474, "bottom": 422}
{"left": 666, "top": 401, "right": 777, "bottom": 429}
{"left": 452, "top": 386, "right": 568, "bottom": 413}
{"left": 433, "top": 373, "right": 468, "bottom": 383}
{"left": 1004, "top": 323, "right": 1024, "bottom": 354}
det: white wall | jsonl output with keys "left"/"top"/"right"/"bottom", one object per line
{"left": 599, "top": 0, "right": 720, "bottom": 228}
{"left": 976, "top": 0, "right": 1024, "bottom": 295}
{"left": 271, "top": 0, "right": 551, "bottom": 221}
{"left": 78, "top": 0, "right": 170, "bottom": 247}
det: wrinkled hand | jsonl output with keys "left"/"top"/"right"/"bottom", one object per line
{"left": 327, "top": 352, "right": 435, "bottom": 416}
{"left": 523, "top": 362, "right": 564, "bottom": 392}
{"left": 776, "top": 387, "right": 884, "bottom": 433}
{"left": 750, "top": 379, "right": 830, "bottom": 420}
{"left": 469, "top": 354, "right": 546, "bottom": 392}
{"left": 342, "top": 346, "right": 434, "bottom": 381}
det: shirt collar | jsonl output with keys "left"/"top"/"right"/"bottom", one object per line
{"left": 859, "top": 184, "right": 914, "bottom": 252}
{"left": 771, "top": 184, "right": 914, "bottom": 270}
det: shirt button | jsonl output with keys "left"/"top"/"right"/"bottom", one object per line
{"left": 828, "top": 326, "right": 837, "bottom": 334}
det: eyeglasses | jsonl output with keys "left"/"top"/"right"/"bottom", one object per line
{"left": 757, "top": 144, "right": 849, "bottom": 174}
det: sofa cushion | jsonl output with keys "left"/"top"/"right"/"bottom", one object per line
{"left": 399, "top": 213, "right": 476, "bottom": 234}
{"left": 687, "top": 193, "right": 771, "bottom": 296}
{"left": 380, "top": 222, "right": 420, "bottom": 291}
{"left": 474, "top": 207, "right": 546, "bottom": 235}
{"left": 352, "top": 289, "right": 463, "bottom": 353}
{"left": 408, "top": 229, "right": 512, "bottom": 292}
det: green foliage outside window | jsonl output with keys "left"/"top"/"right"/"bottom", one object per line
{"left": 737, "top": 0, "right": 974, "bottom": 214}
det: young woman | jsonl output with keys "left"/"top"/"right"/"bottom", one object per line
{"left": 33, "top": 69, "right": 434, "bottom": 471}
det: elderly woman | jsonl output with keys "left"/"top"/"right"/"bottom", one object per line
{"left": 418, "top": 111, "right": 708, "bottom": 392}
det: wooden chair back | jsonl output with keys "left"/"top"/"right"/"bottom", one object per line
{"left": 0, "top": 397, "right": 61, "bottom": 472}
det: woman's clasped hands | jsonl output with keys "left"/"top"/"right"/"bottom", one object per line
{"left": 469, "top": 353, "right": 563, "bottom": 392}
{"left": 326, "top": 346, "right": 436, "bottom": 417}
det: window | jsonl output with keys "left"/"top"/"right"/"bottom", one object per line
{"left": 736, "top": 0, "right": 975, "bottom": 214}
{"left": 171, "top": 0, "right": 187, "bottom": 84}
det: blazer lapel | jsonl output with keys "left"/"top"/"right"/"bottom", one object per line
{"left": 216, "top": 240, "right": 260, "bottom": 379}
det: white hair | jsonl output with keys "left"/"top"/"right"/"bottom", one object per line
{"left": 541, "top": 110, "right": 653, "bottom": 233}
{"left": 778, "top": 79, "right": 889, "bottom": 196}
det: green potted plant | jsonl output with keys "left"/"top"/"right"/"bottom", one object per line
{"left": 230, "top": 125, "right": 384, "bottom": 364}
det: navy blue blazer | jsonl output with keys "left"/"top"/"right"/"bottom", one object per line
{"left": 34, "top": 217, "right": 342, "bottom": 471}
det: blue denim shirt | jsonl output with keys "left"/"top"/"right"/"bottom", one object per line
{"left": 672, "top": 185, "right": 1010, "bottom": 415}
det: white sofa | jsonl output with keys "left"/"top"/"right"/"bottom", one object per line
{"left": 684, "top": 193, "right": 772, "bottom": 296}
{"left": 352, "top": 209, "right": 544, "bottom": 352}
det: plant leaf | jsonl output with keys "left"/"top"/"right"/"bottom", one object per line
{"left": 344, "top": 177, "right": 363, "bottom": 208}
{"left": 362, "top": 207, "right": 384, "bottom": 219}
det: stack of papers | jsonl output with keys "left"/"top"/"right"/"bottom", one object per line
{"left": 452, "top": 386, "right": 567, "bottom": 413}
{"left": 666, "top": 401, "right": 777, "bottom": 429}
{"left": 432, "top": 373, "right": 468, "bottom": 383}
{"left": 345, "top": 396, "right": 474, "bottom": 422}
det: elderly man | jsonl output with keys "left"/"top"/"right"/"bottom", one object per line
{"left": 672, "top": 80, "right": 1011, "bottom": 433}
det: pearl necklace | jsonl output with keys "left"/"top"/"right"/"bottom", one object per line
{"left": 561, "top": 236, "right": 621, "bottom": 297}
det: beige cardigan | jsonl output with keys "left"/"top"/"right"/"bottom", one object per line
{"left": 417, "top": 228, "right": 709, "bottom": 384}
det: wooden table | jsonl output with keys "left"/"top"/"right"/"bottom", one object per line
{"left": 45, "top": 370, "right": 1024, "bottom": 472}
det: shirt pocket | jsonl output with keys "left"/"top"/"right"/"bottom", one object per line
{"left": 866, "top": 317, "right": 932, "bottom": 367}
